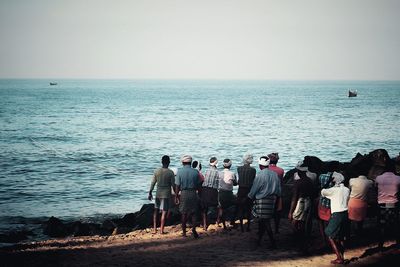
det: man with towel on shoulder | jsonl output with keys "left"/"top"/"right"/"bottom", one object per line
{"left": 175, "top": 155, "right": 201, "bottom": 238}
{"left": 248, "top": 156, "right": 281, "bottom": 249}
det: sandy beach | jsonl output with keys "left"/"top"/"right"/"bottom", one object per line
{"left": 1, "top": 217, "right": 399, "bottom": 267}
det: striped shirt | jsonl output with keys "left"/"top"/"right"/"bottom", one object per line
{"left": 202, "top": 166, "right": 220, "bottom": 189}
{"left": 237, "top": 165, "right": 256, "bottom": 188}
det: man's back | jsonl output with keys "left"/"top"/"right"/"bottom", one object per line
{"left": 237, "top": 165, "right": 256, "bottom": 187}
{"left": 176, "top": 165, "right": 200, "bottom": 190}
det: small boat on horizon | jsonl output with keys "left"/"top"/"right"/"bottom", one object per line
{"left": 49, "top": 82, "right": 58, "bottom": 86}
{"left": 348, "top": 89, "right": 357, "bottom": 97}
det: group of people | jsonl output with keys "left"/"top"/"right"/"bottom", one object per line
{"left": 148, "top": 152, "right": 400, "bottom": 265}
{"left": 287, "top": 159, "right": 400, "bottom": 264}
{"left": 148, "top": 152, "right": 284, "bottom": 245}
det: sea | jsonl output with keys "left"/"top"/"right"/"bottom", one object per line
{"left": 0, "top": 79, "right": 399, "bottom": 237}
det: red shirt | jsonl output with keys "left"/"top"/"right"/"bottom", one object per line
{"left": 269, "top": 164, "right": 284, "bottom": 181}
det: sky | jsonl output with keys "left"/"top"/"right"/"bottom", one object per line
{"left": 0, "top": 0, "right": 399, "bottom": 80}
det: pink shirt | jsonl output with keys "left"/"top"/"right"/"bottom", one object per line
{"left": 376, "top": 172, "right": 400, "bottom": 204}
{"left": 269, "top": 164, "right": 284, "bottom": 180}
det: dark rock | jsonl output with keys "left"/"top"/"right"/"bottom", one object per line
{"left": 135, "top": 204, "right": 154, "bottom": 229}
{"left": 71, "top": 221, "right": 91, "bottom": 236}
{"left": 0, "top": 230, "right": 33, "bottom": 243}
{"left": 43, "top": 216, "right": 69, "bottom": 237}
{"left": 102, "top": 219, "right": 117, "bottom": 233}
{"left": 120, "top": 213, "right": 136, "bottom": 227}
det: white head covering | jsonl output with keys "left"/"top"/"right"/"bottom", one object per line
{"left": 243, "top": 153, "right": 253, "bottom": 164}
{"left": 295, "top": 161, "right": 308, "bottom": 172}
{"left": 258, "top": 157, "right": 270, "bottom": 167}
{"left": 181, "top": 155, "right": 192, "bottom": 163}
{"left": 195, "top": 161, "right": 201, "bottom": 171}
{"left": 332, "top": 171, "right": 344, "bottom": 184}
{"left": 209, "top": 157, "right": 218, "bottom": 167}
{"left": 223, "top": 159, "right": 232, "bottom": 168}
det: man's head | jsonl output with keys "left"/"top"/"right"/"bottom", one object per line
{"left": 181, "top": 154, "right": 192, "bottom": 166}
{"left": 223, "top": 158, "right": 232, "bottom": 169}
{"left": 162, "top": 155, "right": 170, "bottom": 167}
{"left": 243, "top": 153, "right": 253, "bottom": 165}
{"left": 268, "top": 153, "right": 279, "bottom": 164}
{"left": 258, "top": 156, "right": 270, "bottom": 170}
{"left": 209, "top": 157, "right": 218, "bottom": 167}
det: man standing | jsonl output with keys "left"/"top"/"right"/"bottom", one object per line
{"left": 148, "top": 155, "right": 175, "bottom": 234}
{"left": 321, "top": 172, "right": 350, "bottom": 265}
{"left": 175, "top": 155, "right": 201, "bottom": 238}
{"left": 375, "top": 162, "right": 400, "bottom": 249}
{"left": 267, "top": 152, "right": 285, "bottom": 234}
{"left": 200, "top": 157, "right": 220, "bottom": 230}
{"left": 236, "top": 153, "right": 256, "bottom": 232}
{"left": 288, "top": 162, "right": 316, "bottom": 254}
{"left": 248, "top": 156, "right": 281, "bottom": 249}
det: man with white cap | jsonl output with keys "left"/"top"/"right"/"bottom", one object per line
{"left": 200, "top": 157, "right": 220, "bottom": 230}
{"left": 321, "top": 171, "right": 350, "bottom": 264}
{"left": 248, "top": 156, "right": 281, "bottom": 249}
{"left": 175, "top": 154, "right": 201, "bottom": 238}
{"left": 267, "top": 152, "right": 285, "bottom": 234}
{"left": 218, "top": 158, "right": 238, "bottom": 230}
{"left": 236, "top": 153, "right": 257, "bottom": 232}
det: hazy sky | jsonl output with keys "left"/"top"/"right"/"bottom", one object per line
{"left": 0, "top": 0, "right": 399, "bottom": 80}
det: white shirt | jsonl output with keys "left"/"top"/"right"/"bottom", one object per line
{"left": 218, "top": 169, "right": 237, "bottom": 191}
{"left": 321, "top": 184, "right": 350, "bottom": 213}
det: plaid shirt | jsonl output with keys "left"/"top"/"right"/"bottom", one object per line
{"left": 202, "top": 166, "right": 220, "bottom": 189}
{"left": 319, "top": 172, "right": 334, "bottom": 208}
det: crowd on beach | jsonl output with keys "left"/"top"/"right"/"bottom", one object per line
{"left": 148, "top": 152, "right": 400, "bottom": 265}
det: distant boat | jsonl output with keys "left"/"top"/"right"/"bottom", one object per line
{"left": 348, "top": 89, "right": 357, "bottom": 97}
{"left": 49, "top": 82, "right": 57, "bottom": 86}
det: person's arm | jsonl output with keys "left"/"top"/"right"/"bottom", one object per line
{"left": 175, "top": 171, "right": 181, "bottom": 204}
{"left": 148, "top": 172, "right": 156, "bottom": 200}
{"left": 247, "top": 174, "right": 260, "bottom": 200}
{"left": 233, "top": 173, "right": 238, "bottom": 186}
{"left": 288, "top": 182, "right": 299, "bottom": 221}
{"left": 321, "top": 187, "right": 333, "bottom": 198}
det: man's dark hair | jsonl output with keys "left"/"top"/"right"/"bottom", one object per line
{"left": 162, "top": 155, "right": 170, "bottom": 165}
{"left": 192, "top": 160, "right": 199, "bottom": 168}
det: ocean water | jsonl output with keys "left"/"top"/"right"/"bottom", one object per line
{"left": 0, "top": 79, "right": 399, "bottom": 228}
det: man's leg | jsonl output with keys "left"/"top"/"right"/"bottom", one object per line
{"left": 181, "top": 213, "right": 187, "bottom": 236}
{"left": 328, "top": 238, "right": 344, "bottom": 264}
{"left": 152, "top": 209, "right": 158, "bottom": 234}
{"left": 160, "top": 210, "right": 167, "bottom": 234}
{"left": 265, "top": 219, "right": 276, "bottom": 249}
{"left": 257, "top": 219, "right": 266, "bottom": 246}
{"left": 202, "top": 209, "right": 208, "bottom": 231}
{"left": 190, "top": 212, "right": 199, "bottom": 238}
{"left": 274, "top": 210, "right": 281, "bottom": 234}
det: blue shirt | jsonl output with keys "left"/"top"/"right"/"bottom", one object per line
{"left": 175, "top": 165, "right": 200, "bottom": 190}
{"left": 248, "top": 169, "right": 281, "bottom": 200}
